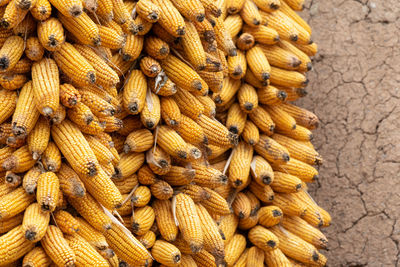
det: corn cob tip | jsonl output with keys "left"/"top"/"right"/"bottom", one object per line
{"left": 277, "top": 90, "right": 288, "bottom": 101}
{"left": 0, "top": 57, "right": 10, "bottom": 71}
{"left": 303, "top": 78, "right": 310, "bottom": 86}
{"left": 253, "top": 19, "right": 261, "bottom": 26}
{"left": 69, "top": 6, "right": 83, "bottom": 17}
{"left": 32, "top": 152, "right": 40, "bottom": 160}
{"left": 290, "top": 34, "right": 299, "bottom": 42}
{"left": 229, "top": 48, "right": 237, "bottom": 57}
{"left": 262, "top": 72, "right": 270, "bottom": 81}
{"left": 307, "top": 62, "right": 313, "bottom": 71}
{"left": 267, "top": 239, "right": 277, "bottom": 248}
{"left": 42, "top": 107, "right": 54, "bottom": 116}
{"left": 228, "top": 132, "right": 239, "bottom": 146}
{"left": 176, "top": 27, "right": 185, "bottom": 36}
{"left": 2, "top": 157, "right": 16, "bottom": 171}
{"left": 272, "top": 209, "right": 282, "bottom": 217}
{"left": 262, "top": 175, "right": 273, "bottom": 185}
{"left": 99, "top": 248, "right": 115, "bottom": 259}
{"left": 112, "top": 167, "right": 122, "bottom": 179}
{"left": 25, "top": 184, "right": 36, "bottom": 195}
{"left": 5, "top": 172, "right": 19, "bottom": 184}
{"left": 24, "top": 230, "right": 37, "bottom": 241}
{"left": 270, "top": 3, "right": 280, "bottom": 10}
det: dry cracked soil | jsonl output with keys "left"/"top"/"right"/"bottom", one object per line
{"left": 297, "top": 0, "right": 400, "bottom": 266}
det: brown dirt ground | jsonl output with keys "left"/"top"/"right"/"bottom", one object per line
{"left": 297, "top": 0, "right": 400, "bottom": 266}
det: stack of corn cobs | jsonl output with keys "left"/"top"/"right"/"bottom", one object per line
{"left": 0, "top": 0, "right": 329, "bottom": 265}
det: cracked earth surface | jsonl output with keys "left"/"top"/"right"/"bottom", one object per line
{"left": 297, "top": 0, "right": 400, "bottom": 266}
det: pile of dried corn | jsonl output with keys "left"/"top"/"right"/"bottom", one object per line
{"left": 0, "top": 0, "right": 330, "bottom": 265}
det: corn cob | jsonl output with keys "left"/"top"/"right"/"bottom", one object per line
{"left": 140, "top": 91, "right": 161, "bottom": 129}
{"left": 22, "top": 202, "right": 50, "bottom": 242}
{"left": 30, "top": 0, "right": 51, "bottom": 20}
{"left": 144, "top": 36, "right": 170, "bottom": 60}
{"left": 53, "top": 42, "right": 96, "bottom": 87}
{"left": 131, "top": 205, "right": 155, "bottom": 235}
{"left": 41, "top": 141, "right": 61, "bottom": 172}
{"left": 224, "top": 233, "right": 246, "bottom": 266}
{"left": 0, "top": 89, "right": 17, "bottom": 125}
{"left": 41, "top": 225, "right": 76, "bottom": 267}
{"left": 0, "top": 225, "right": 35, "bottom": 266}
{"left": 37, "top": 18, "right": 64, "bottom": 51}
{"left": 152, "top": 240, "right": 181, "bottom": 266}
{"left": 151, "top": 0, "right": 185, "bottom": 37}
{"left": 104, "top": 222, "right": 151, "bottom": 266}
{"left": 65, "top": 234, "right": 109, "bottom": 267}
{"left": 53, "top": 210, "right": 79, "bottom": 235}
{"left": 131, "top": 186, "right": 151, "bottom": 208}
{"left": 35, "top": 172, "right": 59, "bottom": 212}
{"left": 240, "top": 0, "right": 262, "bottom": 27}
{"left": 264, "top": 248, "right": 292, "bottom": 267}
{"left": 175, "top": 193, "right": 203, "bottom": 252}
{"left": 25, "top": 37, "right": 44, "bottom": 61}
{"left": 22, "top": 246, "right": 52, "bottom": 267}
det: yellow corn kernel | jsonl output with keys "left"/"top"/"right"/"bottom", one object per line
{"left": 264, "top": 105, "right": 296, "bottom": 132}
{"left": 226, "top": 104, "right": 247, "bottom": 136}
{"left": 85, "top": 135, "right": 113, "bottom": 165}
{"left": 136, "top": 0, "right": 159, "bottom": 22}
{"left": 249, "top": 225, "right": 279, "bottom": 252}
{"left": 51, "top": 120, "right": 99, "bottom": 178}
{"left": 201, "top": 187, "right": 231, "bottom": 216}
{"left": 74, "top": 45, "right": 119, "bottom": 89}
{"left": 104, "top": 222, "right": 151, "bottom": 266}
{"left": 227, "top": 50, "right": 246, "bottom": 80}
{"left": 273, "top": 192, "right": 306, "bottom": 217}
{"left": 65, "top": 234, "right": 109, "bottom": 267}
{"left": 175, "top": 193, "right": 204, "bottom": 252}
{"left": 198, "top": 114, "right": 238, "bottom": 147}
{"left": 131, "top": 205, "right": 155, "bottom": 235}
{"left": 233, "top": 248, "right": 249, "bottom": 267}
{"left": 245, "top": 246, "right": 265, "bottom": 266}
{"left": 59, "top": 83, "right": 80, "bottom": 108}
{"left": 153, "top": 199, "right": 178, "bottom": 242}
{"left": 1, "top": 0, "right": 29, "bottom": 29}
{"left": 162, "top": 55, "right": 208, "bottom": 95}
{"left": 30, "top": 0, "right": 51, "bottom": 20}
{"left": 0, "top": 213, "right": 23, "bottom": 234}
{"left": 0, "top": 89, "right": 16, "bottom": 125}
{"left": 240, "top": 0, "right": 261, "bottom": 27}
{"left": 0, "top": 72, "right": 26, "bottom": 91}
{"left": 53, "top": 42, "right": 96, "bottom": 87}
{"left": 254, "top": 133, "right": 290, "bottom": 165}
{"left": 137, "top": 164, "right": 156, "bottom": 185}
{"left": 9, "top": 57, "right": 32, "bottom": 74}
{"left": 250, "top": 155, "right": 274, "bottom": 185}
{"left": 0, "top": 36, "right": 24, "bottom": 73}
{"left": 261, "top": 44, "right": 303, "bottom": 71}
{"left": 114, "top": 152, "right": 144, "bottom": 180}
{"left": 282, "top": 215, "right": 328, "bottom": 249}
{"left": 181, "top": 21, "right": 206, "bottom": 70}
{"left": 150, "top": 179, "right": 173, "bottom": 200}
{"left": 147, "top": 146, "right": 171, "bottom": 175}
{"left": 264, "top": 248, "right": 291, "bottom": 267}
{"left": 36, "top": 172, "right": 59, "bottom": 212}
{"left": 144, "top": 36, "right": 170, "bottom": 60}
{"left": 0, "top": 225, "right": 35, "bottom": 265}
{"left": 95, "top": 0, "right": 113, "bottom": 21}
{"left": 2, "top": 145, "right": 35, "bottom": 173}
{"left": 22, "top": 202, "right": 50, "bottom": 242}
{"left": 75, "top": 217, "right": 108, "bottom": 251}
{"left": 31, "top": 58, "right": 59, "bottom": 116}
{"left": 231, "top": 192, "right": 251, "bottom": 219}
{"left": 152, "top": 240, "right": 181, "bottom": 266}
{"left": 37, "top": 18, "right": 64, "bottom": 52}
{"left": 190, "top": 162, "right": 226, "bottom": 188}
{"left": 41, "top": 141, "right": 61, "bottom": 172}
{"left": 123, "top": 70, "right": 147, "bottom": 115}
{"left": 69, "top": 191, "right": 112, "bottom": 231}
{"left": 280, "top": 103, "right": 319, "bottom": 130}
{"left": 59, "top": 12, "right": 100, "bottom": 46}
{"left": 53, "top": 210, "right": 79, "bottom": 235}
{"left": 249, "top": 180, "right": 274, "bottom": 202}
{"left": 41, "top": 225, "right": 76, "bottom": 267}
{"left": 157, "top": 125, "right": 189, "bottom": 159}
{"left": 258, "top": 205, "right": 282, "bottom": 227}
{"left": 161, "top": 165, "right": 195, "bottom": 186}
{"left": 140, "top": 91, "right": 161, "bottom": 129}
{"left": 22, "top": 246, "right": 52, "bottom": 267}
{"left": 236, "top": 85, "right": 257, "bottom": 115}
{"left": 282, "top": 0, "right": 304, "bottom": 10}
{"left": 272, "top": 134, "right": 322, "bottom": 165}
{"left": 257, "top": 85, "right": 286, "bottom": 105}
{"left": 123, "top": 129, "right": 153, "bottom": 153}
{"left": 229, "top": 141, "right": 252, "bottom": 187}
{"left": 121, "top": 34, "right": 143, "bottom": 61}
{"left": 181, "top": 184, "right": 210, "bottom": 203}
{"left": 151, "top": 0, "right": 185, "bottom": 37}
{"left": 270, "top": 225, "right": 327, "bottom": 266}
{"left": 24, "top": 37, "right": 44, "bottom": 61}
{"left": 80, "top": 92, "right": 115, "bottom": 119}
{"left": 272, "top": 157, "right": 318, "bottom": 183}
{"left": 213, "top": 78, "right": 241, "bottom": 108}
{"left": 225, "top": 234, "right": 246, "bottom": 266}
{"left": 138, "top": 57, "right": 160, "bottom": 78}
{"left": 160, "top": 97, "right": 181, "bottom": 127}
